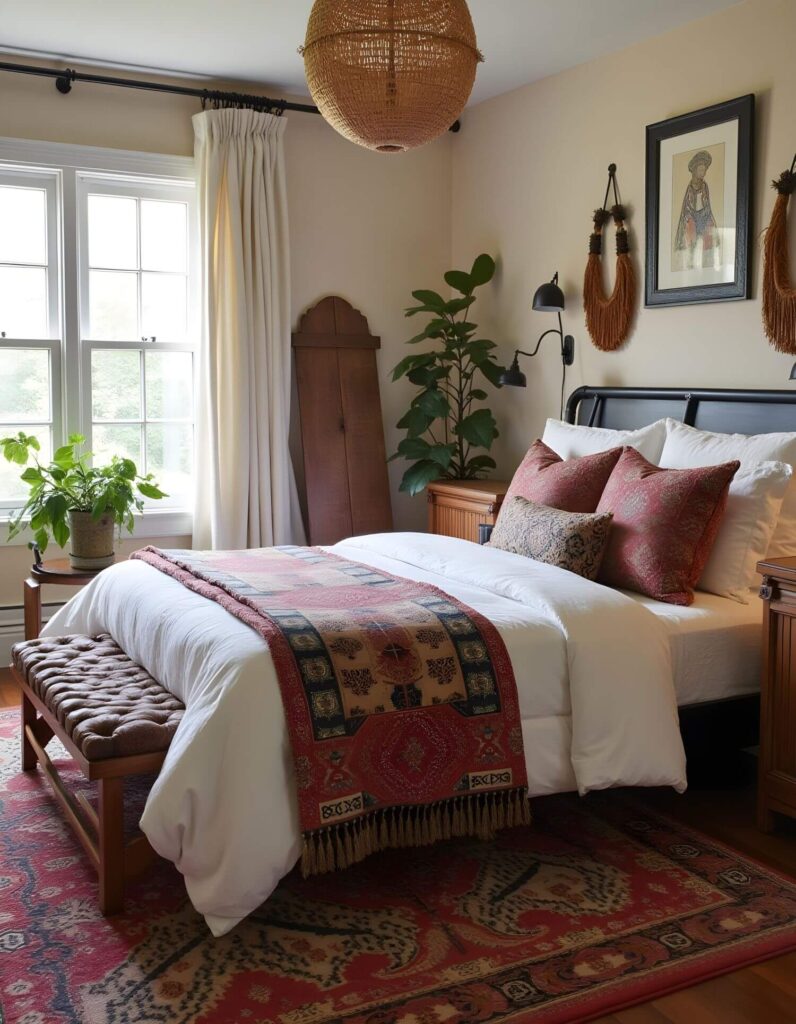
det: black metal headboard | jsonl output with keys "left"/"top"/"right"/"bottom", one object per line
{"left": 565, "top": 386, "right": 796, "bottom": 436}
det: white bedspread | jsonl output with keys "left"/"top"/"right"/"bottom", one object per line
{"left": 44, "top": 532, "right": 686, "bottom": 936}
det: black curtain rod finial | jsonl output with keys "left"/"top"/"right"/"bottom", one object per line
{"left": 55, "top": 68, "right": 75, "bottom": 94}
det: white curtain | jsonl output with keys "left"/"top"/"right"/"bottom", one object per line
{"left": 192, "top": 107, "right": 305, "bottom": 549}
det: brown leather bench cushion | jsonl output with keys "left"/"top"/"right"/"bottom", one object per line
{"left": 12, "top": 634, "right": 184, "bottom": 761}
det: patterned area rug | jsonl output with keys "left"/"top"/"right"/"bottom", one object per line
{"left": 1, "top": 708, "right": 795, "bottom": 1024}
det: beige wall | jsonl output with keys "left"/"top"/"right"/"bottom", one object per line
{"left": 450, "top": 0, "right": 796, "bottom": 475}
{"left": 0, "top": 61, "right": 451, "bottom": 612}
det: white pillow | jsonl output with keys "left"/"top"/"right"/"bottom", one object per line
{"left": 542, "top": 418, "right": 667, "bottom": 462}
{"left": 697, "top": 461, "right": 791, "bottom": 602}
{"left": 659, "top": 419, "right": 796, "bottom": 559}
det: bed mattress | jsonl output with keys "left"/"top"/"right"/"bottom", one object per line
{"left": 626, "top": 590, "right": 762, "bottom": 706}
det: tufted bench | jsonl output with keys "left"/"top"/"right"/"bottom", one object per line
{"left": 11, "top": 634, "right": 185, "bottom": 915}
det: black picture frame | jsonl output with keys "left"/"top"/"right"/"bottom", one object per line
{"left": 645, "top": 94, "right": 754, "bottom": 307}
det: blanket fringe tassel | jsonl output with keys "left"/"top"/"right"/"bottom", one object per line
{"left": 301, "top": 787, "right": 531, "bottom": 876}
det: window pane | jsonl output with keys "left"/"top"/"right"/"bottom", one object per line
{"left": 92, "top": 349, "right": 141, "bottom": 421}
{"left": 0, "top": 425, "right": 51, "bottom": 502}
{"left": 88, "top": 195, "right": 137, "bottom": 270}
{"left": 88, "top": 270, "right": 138, "bottom": 340}
{"left": 92, "top": 424, "right": 142, "bottom": 469}
{"left": 141, "top": 273, "right": 186, "bottom": 341}
{"left": 0, "top": 186, "right": 47, "bottom": 265}
{"left": 0, "top": 266, "right": 47, "bottom": 339}
{"left": 0, "top": 348, "right": 50, "bottom": 422}
{"left": 141, "top": 200, "right": 187, "bottom": 272}
{"left": 145, "top": 350, "right": 192, "bottom": 420}
{"left": 146, "top": 422, "right": 192, "bottom": 502}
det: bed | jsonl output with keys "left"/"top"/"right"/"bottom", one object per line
{"left": 564, "top": 384, "right": 796, "bottom": 767}
{"left": 42, "top": 385, "right": 795, "bottom": 935}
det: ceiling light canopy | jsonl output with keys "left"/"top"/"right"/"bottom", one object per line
{"left": 301, "top": 0, "right": 483, "bottom": 153}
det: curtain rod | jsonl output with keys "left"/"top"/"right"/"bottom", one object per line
{"left": 0, "top": 59, "right": 461, "bottom": 132}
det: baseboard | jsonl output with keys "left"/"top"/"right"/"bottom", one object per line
{"left": 0, "top": 604, "right": 64, "bottom": 664}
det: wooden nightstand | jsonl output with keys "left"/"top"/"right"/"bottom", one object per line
{"left": 427, "top": 480, "right": 509, "bottom": 544}
{"left": 756, "top": 555, "right": 796, "bottom": 831}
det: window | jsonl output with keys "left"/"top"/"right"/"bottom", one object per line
{"left": 0, "top": 170, "right": 60, "bottom": 509}
{"left": 0, "top": 143, "right": 196, "bottom": 524}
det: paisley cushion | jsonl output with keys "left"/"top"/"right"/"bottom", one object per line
{"left": 501, "top": 439, "right": 623, "bottom": 514}
{"left": 488, "top": 497, "right": 614, "bottom": 580}
{"left": 596, "top": 447, "right": 740, "bottom": 606}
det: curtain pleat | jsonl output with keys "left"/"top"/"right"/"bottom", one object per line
{"left": 192, "top": 108, "right": 305, "bottom": 549}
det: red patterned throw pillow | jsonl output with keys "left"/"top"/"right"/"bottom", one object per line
{"left": 502, "top": 440, "right": 623, "bottom": 514}
{"left": 596, "top": 447, "right": 740, "bottom": 605}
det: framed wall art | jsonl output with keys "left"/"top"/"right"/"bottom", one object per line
{"left": 645, "top": 94, "right": 754, "bottom": 307}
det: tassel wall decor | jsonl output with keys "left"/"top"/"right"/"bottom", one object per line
{"left": 763, "top": 155, "right": 796, "bottom": 353}
{"left": 583, "top": 163, "right": 636, "bottom": 351}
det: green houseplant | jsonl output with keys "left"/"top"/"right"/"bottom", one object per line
{"left": 1, "top": 432, "right": 167, "bottom": 569}
{"left": 390, "top": 253, "right": 505, "bottom": 496}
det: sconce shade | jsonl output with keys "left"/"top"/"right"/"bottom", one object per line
{"left": 532, "top": 278, "right": 566, "bottom": 313}
{"left": 499, "top": 355, "right": 527, "bottom": 388}
{"left": 790, "top": 362, "right": 796, "bottom": 380}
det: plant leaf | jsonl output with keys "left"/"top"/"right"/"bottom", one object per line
{"left": 466, "top": 454, "right": 497, "bottom": 471}
{"left": 411, "top": 289, "right": 446, "bottom": 311}
{"left": 414, "top": 388, "right": 450, "bottom": 419}
{"left": 407, "top": 365, "right": 446, "bottom": 387}
{"left": 427, "top": 443, "right": 456, "bottom": 468}
{"left": 477, "top": 358, "right": 506, "bottom": 387}
{"left": 444, "top": 269, "right": 472, "bottom": 295}
{"left": 52, "top": 518, "right": 70, "bottom": 549}
{"left": 398, "top": 460, "right": 442, "bottom": 496}
{"left": 443, "top": 297, "right": 471, "bottom": 316}
{"left": 470, "top": 253, "right": 496, "bottom": 286}
{"left": 456, "top": 408, "right": 498, "bottom": 449}
{"left": 397, "top": 406, "right": 433, "bottom": 438}
{"left": 391, "top": 352, "right": 435, "bottom": 381}
{"left": 137, "top": 481, "right": 167, "bottom": 499}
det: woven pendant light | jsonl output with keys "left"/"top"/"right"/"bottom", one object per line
{"left": 300, "top": 0, "right": 483, "bottom": 153}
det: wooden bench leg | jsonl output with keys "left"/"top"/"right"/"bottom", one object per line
{"left": 21, "top": 691, "right": 38, "bottom": 771}
{"left": 98, "top": 777, "right": 125, "bottom": 915}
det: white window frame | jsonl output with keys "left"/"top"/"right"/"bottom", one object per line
{"left": 0, "top": 166, "right": 63, "bottom": 514}
{"left": 76, "top": 172, "right": 198, "bottom": 510}
{"left": 0, "top": 137, "right": 197, "bottom": 543}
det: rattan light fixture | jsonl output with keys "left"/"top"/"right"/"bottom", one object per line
{"left": 300, "top": 0, "right": 483, "bottom": 153}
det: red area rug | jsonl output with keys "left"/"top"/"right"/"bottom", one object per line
{"left": 1, "top": 708, "right": 795, "bottom": 1024}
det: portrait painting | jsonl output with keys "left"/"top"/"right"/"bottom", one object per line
{"left": 645, "top": 95, "right": 753, "bottom": 306}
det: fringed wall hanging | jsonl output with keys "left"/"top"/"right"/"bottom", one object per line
{"left": 763, "top": 154, "right": 796, "bottom": 353}
{"left": 583, "top": 163, "right": 636, "bottom": 351}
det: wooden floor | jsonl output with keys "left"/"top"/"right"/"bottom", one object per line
{"left": 1, "top": 668, "right": 794, "bottom": 1023}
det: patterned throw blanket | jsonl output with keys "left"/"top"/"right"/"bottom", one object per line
{"left": 131, "top": 546, "right": 530, "bottom": 874}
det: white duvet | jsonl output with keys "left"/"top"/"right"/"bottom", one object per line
{"left": 44, "top": 532, "right": 687, "bottom": 936}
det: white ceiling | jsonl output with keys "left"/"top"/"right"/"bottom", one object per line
{"left": 0, "top": 0, "right": 741, "bottom": 106}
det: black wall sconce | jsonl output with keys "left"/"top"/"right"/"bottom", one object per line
{"left": 499, "top": 272, "right": 575, "bottom": 416}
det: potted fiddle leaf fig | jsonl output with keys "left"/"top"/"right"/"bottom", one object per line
{"left": 1, "top": 432, "right": 167, "bottom": 570}
{"left": 389, "top": 253, "right": 505, "bottom": 496}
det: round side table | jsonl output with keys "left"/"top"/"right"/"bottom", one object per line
{"left": 24, "top": 556, "right": 112, "bottom": 640}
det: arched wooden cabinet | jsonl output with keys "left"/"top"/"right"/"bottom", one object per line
{"left": 292, "top": 296, "right": 393, "bottom": 545}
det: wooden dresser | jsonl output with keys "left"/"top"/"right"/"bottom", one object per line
{"left": 756, "top": 555, "right": 796, "bottom": 831}
{"left": 427, "top": 479, "right": 509, "bottom": 544}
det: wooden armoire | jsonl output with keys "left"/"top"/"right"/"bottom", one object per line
{"left": 292, "top": 296, "right": 393, "bottom": 544}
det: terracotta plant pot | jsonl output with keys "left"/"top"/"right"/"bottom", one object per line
{"left": 68, "top": 510, "right": 115, "bottom": 571}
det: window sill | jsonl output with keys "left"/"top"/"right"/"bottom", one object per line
{"left": 0, "top": 509, "right": 193, "bottom": 547}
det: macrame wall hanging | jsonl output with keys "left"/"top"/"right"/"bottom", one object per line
{"left": 763, "top": 154, "right": 796, "bottom": 353}
{"left": 583, "top": 163, "right": 636, "bottom": 352}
